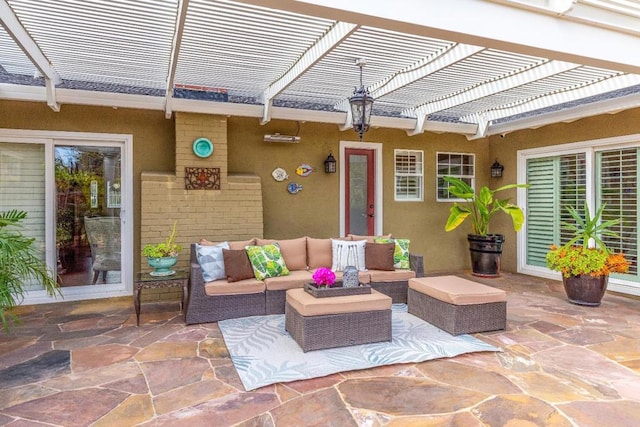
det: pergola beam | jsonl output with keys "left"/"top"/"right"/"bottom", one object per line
{"left": 463, "top": 74, "right": 640, "bottom": 138}
{"left": 260, "top": 21, "right": 358, "bottom": 124}
{"left": 256, "top": 0, "right": 640, "bottom": 74}
{"left": 164, "top": 0, "right": 189, "bottom": 119}
{"left": 0, "top": 0, "right": 61, "bottom": 111}
{"left": 405, "top": 60, "right": 580, "bottom": 135}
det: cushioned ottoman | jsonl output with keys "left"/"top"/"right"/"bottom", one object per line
{"left": 408, "top": 276, "right": 507, "bottom": 335}
{"left": 285, "top": 288, "right": 392, "bottom": 352}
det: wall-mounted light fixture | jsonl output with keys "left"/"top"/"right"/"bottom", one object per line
{"left": 348, "top": 59, "right": 374, "bottom": 141}
{"left": 324, "top": 151, "right": 337, "bottom": 173}
{"left": 491, "top": 160, "right": 504, "bottom": 178}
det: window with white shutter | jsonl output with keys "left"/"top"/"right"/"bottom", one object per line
{"left": 395, "top": 149, "right": 423, "bottom": 201}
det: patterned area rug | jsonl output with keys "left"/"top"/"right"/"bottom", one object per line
{"left": 219, "top": 304, "right": 501, "bottom": 391}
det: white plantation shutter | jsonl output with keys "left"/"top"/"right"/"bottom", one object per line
{"left": 526, "top": 158, "right": 556, "bottom": 267}
{"left": 525, "top": 153, "right": 586, "bottom": 267}
{"left": 598, "top": 148, "right": 638, "bottom": 275}
{"left": 0, "top": 142, "right": 47, "bottom": 291}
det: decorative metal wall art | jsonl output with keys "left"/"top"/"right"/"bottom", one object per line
{"left": 287, "top": 182, "right": 303, "bottom": 194}
{"left": 295, "top": 164, "right": 314, "bottom": 176}
{"left": 185, "top": 167, "right": 220, "bottom": 190}
{"left": 271, "top": 167, "right": 288, "bottom": 182}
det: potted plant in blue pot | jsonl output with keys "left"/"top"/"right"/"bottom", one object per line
{"left": 443, "top": 176, "right": 530, "bottom": 277}
{"left": 141, "top": 221, "right": 182, "bottom": 276}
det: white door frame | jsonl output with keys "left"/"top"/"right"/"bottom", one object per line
{"left": 0, "top": 128, "right": 134, "bottom": 303}
{"left": 339, "top": 140, "right": 383, "bottom": 237}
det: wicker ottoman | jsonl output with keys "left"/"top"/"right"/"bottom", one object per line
{"left": 408, "top": 276, "right": 507, "bottom": 335}
{"left": 285, "top": 288, "right": 392, "bottom": 352}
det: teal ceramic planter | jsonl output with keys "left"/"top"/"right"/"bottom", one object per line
{"left": 147, "top": 256, "right": 178, "bottom": 276}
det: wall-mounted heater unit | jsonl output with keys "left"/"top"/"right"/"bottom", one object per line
{"left": 264, "top": 133, "right": 300, "bottom": 143}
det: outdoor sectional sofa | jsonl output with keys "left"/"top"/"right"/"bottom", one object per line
{"left": 185, "top": 235, "right": 424, "bottom": 325}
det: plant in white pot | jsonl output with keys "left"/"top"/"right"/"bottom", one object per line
{"left": 141, "top": 221, "right": 182, "bottom": 276}
{"left": 443, "top": 176, "right": 530, "bottom": 277}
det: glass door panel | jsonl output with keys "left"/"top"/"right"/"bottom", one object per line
{"left": 55, "top": 145, "right": 122, "bottom": 287}
{"left": 345, "top": 149, "right": 375, "bottom": 235}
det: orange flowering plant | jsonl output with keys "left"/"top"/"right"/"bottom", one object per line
{"left": 546, "top": 245, "right": 629, "bottom": 278}
{"left": 546, "top": 202, "right": 630, "bottom": 278}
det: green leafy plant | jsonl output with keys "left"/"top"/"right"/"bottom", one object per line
{"left": 546, "top": 202, "right": 630, "bottom": 277}
{"left": 0, "top": 210, "right": 61, "bottom": 332}
{"left": 141, "top": 221, "right": 182, "bottom": 258}
{"left": 443, "top": 176, "right": 530, "bottom": 235}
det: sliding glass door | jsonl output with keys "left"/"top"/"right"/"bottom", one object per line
{"left": 0, "top": 130, "right": 132, "bottom": 303}
{"left": 518, "top": 135, "right": 640, "bottom": 295}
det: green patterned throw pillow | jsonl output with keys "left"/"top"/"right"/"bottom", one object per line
{"left": 245, "top": 243, "right": 290, "bottom": 280}
{"left": 374, "top": 237, "right": 411, "bottom": 269}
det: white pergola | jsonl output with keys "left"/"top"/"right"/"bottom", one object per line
{"left": 1, "top": 0, "right": 640, "bottom": 139}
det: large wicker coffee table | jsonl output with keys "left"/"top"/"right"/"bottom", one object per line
{"left": 285, "top": 288, "right": 392, "bottom": 352}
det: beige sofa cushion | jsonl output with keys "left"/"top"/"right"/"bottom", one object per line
{"left": 229, "top": 239, "right": 256, "bottom": 250}
{"left": 286, "top": 288, "right": 391, "bottom": 316}
{"left": 409, "top": 276, "right": 507, "bottom": 305}
{"left": 200, "top": 238, "right": 256, "bottom": 250}
{"left": 205, "top": 278, "right": 265, "bottom": 296}
{"left": 368, "top": 269, "right": 416, "bottom": 282}
{"left": 306, "top": 237, "right": 332, "bottom": 269}
{"left": 257, "top": 237, "right": 307, "bottom": 271}
{"left": 264, "top": 270, "right": 313, "bottom": 291}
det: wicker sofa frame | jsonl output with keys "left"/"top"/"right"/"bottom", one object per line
{"left": 186, "top": 243, "right": 425, "bottom": 324}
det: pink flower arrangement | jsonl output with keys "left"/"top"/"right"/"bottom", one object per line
{"left": 312, "top": 267, "right": 336, "bottom": 287}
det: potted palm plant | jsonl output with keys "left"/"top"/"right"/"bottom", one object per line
{"left": 546, "top": 203, "right": 629, "bottom": 306}
{"left": 443, "top": 176, "right": 530, "bottom": 277}
{"left": 141, "top": 220, "right": 183, "bottom": 276}
{"left": 0, "top": 210, "right": 61, "bottom": 332}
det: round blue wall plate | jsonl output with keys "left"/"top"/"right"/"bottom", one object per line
{"left": 193, "top": 137, "right": 213, "bottom": 158}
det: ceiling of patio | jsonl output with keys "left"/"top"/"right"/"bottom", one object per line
{"left": 1, "top": 0, "right": 640, "bottom": 139}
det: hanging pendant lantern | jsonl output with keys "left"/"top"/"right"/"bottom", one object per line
{"left": 349, "top": 59, "right": 375, "bottom": 142}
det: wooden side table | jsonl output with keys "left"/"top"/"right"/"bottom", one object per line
{"left": 134, "top": 270, "right": 189, "bottom": 326}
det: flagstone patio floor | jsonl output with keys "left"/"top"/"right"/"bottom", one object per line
{"left": 1, "top": 272, "right": 640, "bottom": 426}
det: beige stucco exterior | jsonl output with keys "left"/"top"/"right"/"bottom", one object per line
{"left": 2, "top": 98, "right": 640, "bottom": 298}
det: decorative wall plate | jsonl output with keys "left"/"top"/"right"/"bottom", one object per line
{"left": 271, "top": 167, "right": 288, "bottom": 182}
{"left": 287, "top": 182, "right": 303, "bottom": 194}
{"left": 295, "top": 163, "right": 314, "bottom": 176}
{"left": 193, "top": 137, "right": 214, "bottom": 158}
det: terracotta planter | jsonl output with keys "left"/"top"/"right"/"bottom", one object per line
{"left": 562, "top": 274, "right": 608, "bottom": 306}
{"left": 467, "top": 234, "right": 504, "bottom": 277}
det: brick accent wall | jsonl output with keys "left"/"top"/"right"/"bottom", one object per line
{"left": 140, "top": 112, "right": 263, "bottom": 301}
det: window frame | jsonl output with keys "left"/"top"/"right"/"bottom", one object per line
{"left": 394, "top": 149, "right": 424, "bottom": 202}
{"left": 436, "top": 152, "right": 475, "bottom": 202}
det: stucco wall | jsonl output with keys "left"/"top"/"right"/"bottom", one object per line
{"left": 227, "top": 116, "right": 493, "bottom": 273}
{"left": 489, "top": 107, "right": 640, "bottom": 273}
{"left": 4, "top": 98, "right": 640, "bottom": 287}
